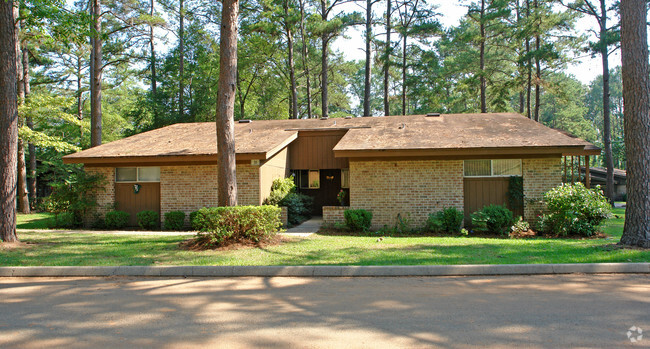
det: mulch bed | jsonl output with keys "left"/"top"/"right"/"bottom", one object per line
{"left": 179, "top": 234, "right": 290, "bottom": 251}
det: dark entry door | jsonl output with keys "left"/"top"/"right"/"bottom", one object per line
{"left": 115, "top": 183, "right": 161, "bottom": 226}
{"left": 300, "top": 169, "right": 341, "bottom": 215}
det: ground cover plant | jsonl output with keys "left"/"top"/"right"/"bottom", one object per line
{"left": 6, "top": 207, "right": 648, "bottom": 266}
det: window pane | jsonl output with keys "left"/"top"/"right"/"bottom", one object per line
{"left": 341, "top": 169, "right": 350, "bottom": 189}
{"left": 115, "top": 168, "right": 137, "bottom": 182}
{"left": 493, "top": 159, "right": 522, "bottom": 176}
{"left": 138, "top": 167, "right": 160, "bottom": 182}
{"left": 299, "top": 170, "right": 309, "bottom": 189}
{"left": 308, "top": 170, "right": 320, "bottom": 188}
{"left": 464, "top": 160, "right": 490, "bottom": 176}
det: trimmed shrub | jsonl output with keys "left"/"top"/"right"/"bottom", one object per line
{"left": 105, "top": 210, "right": 130, "bottom": 229}
{"left": 426, "top": 208, "right": 464, "bottom": 233}
{"left": 189, "top": 211, "right": 201, "bottom": 230}
{"left": 192, "top": 205, "right": 282, "bottom": 247}
{"left": 263, "top": 177, "right": 296, "bottom": 206}
{"left": 137, "top": 210, "right": 159, "bottom": 230}
{"left": 344, "top": 209, "right": 373, "bottom": 232}
{"left": 471, "top": 205, "right": 514, "bottom": 236}
{"left": 281, "top": 192, "right": 313, "bottom": 225}
{"left": 49, "top": 212, "right": 77, "bottom": 229}
{"left": 537, "top": 183, "right": 612, "bottom": 236}
{"left": 164, "top": 211, "right": 186, "bottom": 230}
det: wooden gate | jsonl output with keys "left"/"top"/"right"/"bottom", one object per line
{"left": 115, "top": 183, "right": 161, "bottom": 227}
{"left": 463, "top": 177, "right": 523, "bottom": 221}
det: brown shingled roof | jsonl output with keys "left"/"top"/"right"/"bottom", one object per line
{"left": 63, "top": 113, "right": 600, "bottom": 165}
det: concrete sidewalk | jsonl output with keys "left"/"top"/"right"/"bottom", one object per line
{"left": 281, "top": 217, "right": 321, "bottom": 237}
{"left": 1, "top": 263, "right": 648, "bottom": 277}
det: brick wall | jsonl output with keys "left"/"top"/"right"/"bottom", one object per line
{"left": 350, "top": 160, "right": 464, "bottom": 229}
{"left": 523, "top": 158, "right": 562, "bottom": 221}
{"left": 323, "top": 205, "right": 348, "bottom": 225}
{"left": 236, "top": 164, "right": 260, "bottom": 206}
{"left": 84, "top": 167, "right": 115, "bottom": 224}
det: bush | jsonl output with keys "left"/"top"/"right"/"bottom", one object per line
{"left": 189, "top": 211, "right": 201, "bottom": 230}
{"left": 263, "top": 177, "right": 296, "bottom": 206}
{"left": 537, "top": 183, "right": 612, "bottom": 236}
{"left": 49, "top": 212, "right": 77, "bottom": 229}
{"left": 471, "top": 205, "right": 514, "bottom": 235}
{"left": 164, "top": 211, "right": 186, "bottom": 230}
{"left": 344, "top": 209, "right": 373, "bottom": 232}
{"left": 42, "top": 170, "right": 105, "bottom": 227}
{"left": 426, "top": 208, "right": 464, "bottom": 233}
{"left": 135, "top": 210, "right": 158, "bottom": 230}
{"left": 281, "top": 192, "right": 313, "bottom": 225}
{"left": 192, "top": 205, "right": 282, "bottom": 247}
{"left": 105, "top": 210, "right": 130, "bottom": 229}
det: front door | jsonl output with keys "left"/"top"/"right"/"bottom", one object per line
{"left": 297, "top": 169, "right": 342, "bottom": 215}
{"left": 115, "top": 182, "right": 161, "bottom": 226}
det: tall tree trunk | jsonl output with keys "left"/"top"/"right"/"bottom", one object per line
{"left": 150, "top": 0, "right": 158, "bottom": 124}
{"left": 320, "top": 0, "right": 328, "bottom": 118}
{"left": 299, "top": 0, "right": 312, "bottom": 118}
{"left": 76, "top": 54, "right": 84, "bottom": 136}
{"left": 401, "top": 34, "right": 406, "bottom": 115}
{"left": 90, "top": 0, "right": 102, "bottom": 147}
{"left": 0, "top": 0, "right": 19, "bottom": 242}
{"left": 516, "top": 0, "right": 525, "bottom": 114}
{"left": 533, "top": 0, "right": 540, "bottom": 122}
{"left": 284, "top": 1, "right": 298, "bottom": 119}
{"left": 216, "top": 0, "right": 238, "bottom": 207}
{"left": 525, "top": 0, "right": 531, "bottom": 119}
{"left": 599, "top": 0, "right": 615, "bottom": 205}
{"left": 620, "top": 0, "right": 650, "bottom": 247}
{"left": 383, "top": 0, "right": 391, "bottom": 116}
{"left": 23, "top": 40, "right": 35, "bottom": 204}
{"left": 479, "top": 0, "right": 486, "bottom": 113}
{"left": 14, "top": 5, "right": 29, "bottom": 214}
{"left": 363, "top": 0, "right": 372, "bottom": 117}
{"left": 178, "top": 0, "right": 184, "bottom": 120}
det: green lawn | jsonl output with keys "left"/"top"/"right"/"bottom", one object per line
{"left": 4, "top": 207, "right": 648, "bottom": 266}
{"left": 17, "top": 212, "right": 55, "bottom": 229}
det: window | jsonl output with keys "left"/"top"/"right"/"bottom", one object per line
{"left": 292, "top": 169, "right": 320, "bottom": 189}
{"left": 463, "top": 160, "right": 521, "bottom": 177}
{"left": 341, "top": 169, "right": 350, "bottom": 188}
{"left": 308, "top": 170, "right": 320, "bottom": 189}
{"left": 115, "top": 167, "right": 160, "bottom": 182}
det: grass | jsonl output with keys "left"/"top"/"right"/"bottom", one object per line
{"left": 3, "top": 207, "right": 648, "bottom": 266}
{"left": 17, "top": 212, "right": 55, "bottom": 229}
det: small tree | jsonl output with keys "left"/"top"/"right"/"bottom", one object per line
{"left": 44, "top": 170, "right": 105, "bottom": 227}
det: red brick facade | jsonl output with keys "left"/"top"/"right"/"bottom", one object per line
{"left": 523, "top": 158, "right": 562, "bottom": 221}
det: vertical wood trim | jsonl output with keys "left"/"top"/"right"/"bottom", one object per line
{"left": 585, "top": 156, "right": 591, "bottom": 189}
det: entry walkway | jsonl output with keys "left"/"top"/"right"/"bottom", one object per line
{"left": 281, "top": 217, "right": 322, "bottom": 237}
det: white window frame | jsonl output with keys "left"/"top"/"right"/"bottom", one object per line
{"left": 463, "top": 159, "right": 522, "bottom": 178}
{"left": 115, "top": 167, "right": 161, "bottom": 183}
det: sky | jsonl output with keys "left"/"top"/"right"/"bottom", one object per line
{"left": 332, "top": 0, "right": 620, "bottom": 86}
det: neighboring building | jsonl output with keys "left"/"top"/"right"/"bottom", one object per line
{"left": 63, "top": 113, "right": 599, "bottom": 228}
{"left": 580, "top": 167, "right": 627, "bottom": 201}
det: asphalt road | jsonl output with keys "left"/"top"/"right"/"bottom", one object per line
{"left": 0, "top": 274, "right": 648, "bottom": 348}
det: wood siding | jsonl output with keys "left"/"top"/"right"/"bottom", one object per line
{"left": 289, "top": 131, "right": 349, "bottom": 169}
{"left": 115, "top": 182, "right": 161, "bottom": 226}
{"left": 464, "top": 177, "right": 522, "bottom": 220}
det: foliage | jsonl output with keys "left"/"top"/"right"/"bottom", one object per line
{"left": 136, "top": 210, "right": 159, "bottom": 230}
{"left": 49, "top": 212, "right": 77, "bottom": 229}
{"left": 281, "top": 193, "right": 313, "bottom": 225}
{"left": 507, "top": 176, "right": 524, "bottom": 211}
{"left": 471, "top": 205, "right": 515, "bottom": 236}
{"left": 426, "top": 208, "right": 464, "bottom": 234}
{"left": 537, "top": 183, "right": 612, "bottom": 236}
{"left": 189, "top": 211, "right": 201, "bottom": 231}
{"left": 42, "top": 170, "right": 105, "bottom": 227}
{"left": 191, "top": 206, "right": 282, "bottom": 247}
{"left": 509, "top": 217, "right": 533, "bottom": 238}
{"left": 344, "top": 209, "right": 373, "bottom": 232}
{"left": 263, "top": 176, "right": 296, "bottom": 206}
{"left": 164, "top": 211, "right": 186, "bottom": 231}
{"left": 105, "top": 210, "right": 130, "bottom": 230}
{"left": 337, "top": 189, "right": 347, "bottom": 206}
